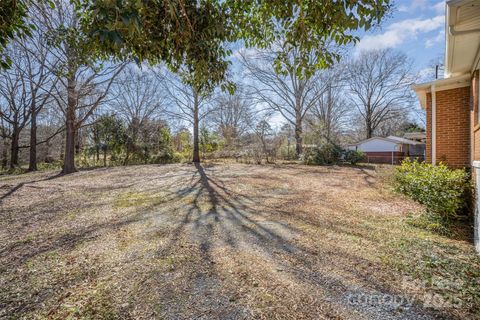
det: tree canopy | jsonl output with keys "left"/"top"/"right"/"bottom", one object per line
{"left": 0, "top": 0, "right": 31, "bottom": 68}
{"left": 1, "top": 0, "right": 392, "bottom": 86}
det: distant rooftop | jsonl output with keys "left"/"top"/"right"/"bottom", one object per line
{"left": 403, "top": 132, "right": 426, "bottom": 141}
{"left": 386, "top": 136, "right": 423, "bottom": 145}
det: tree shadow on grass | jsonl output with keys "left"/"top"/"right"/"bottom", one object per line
{"left": 0, "top": 172, "right": 64, "bottom": 202}
{"left": 153, "top": 163, "right": 448, "bottom": 319}
{"left": 0, "top": 163, "right": 450, "bottom": 319}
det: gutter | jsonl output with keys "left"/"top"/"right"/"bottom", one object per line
{"left": 411, "top": 74, "right": 471, "bottom": 109}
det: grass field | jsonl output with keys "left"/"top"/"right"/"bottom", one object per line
{"left": 0, "top": 163, "right": 478, "bottom": 319}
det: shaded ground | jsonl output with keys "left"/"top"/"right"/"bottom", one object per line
{"left": 0, "top": 163, "right": 478, "bottom": 319}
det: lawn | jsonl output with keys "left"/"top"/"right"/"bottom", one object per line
{"left": 0, "top": 163, "right": 479, "bottom": 319}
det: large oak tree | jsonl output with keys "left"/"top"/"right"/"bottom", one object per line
{"left": 346, "top": 49, "right": 415, "bottom": 139}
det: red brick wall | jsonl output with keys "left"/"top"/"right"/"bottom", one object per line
{"left": 364, "top": 152, "right": 405, "bottom": 164}
{"left": 425, "top": 86, "right": 471, "bottom": 168}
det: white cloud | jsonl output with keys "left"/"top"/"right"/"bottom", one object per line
{"left": 433, "top": 1, "right": 446, "bottom": 14}
{"left": 398, "top": 1, "right": 444, "bottom": 14}
{"left": 425, "top": 30, "right": 445, "bottom": 48}
{"left": 356, "top": 15, "right": 445, "bottom": 53}
{"left": 398, "top": 0, "right": 429, "bottom": 13}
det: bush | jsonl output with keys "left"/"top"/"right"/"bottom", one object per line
{"left": 394, "top": 159, "right": 470, "bottom": 225}
{"left": 344, "top": 150, "right": 365, "bottom": 165}
{"left": 302, "top": 143, "right": 342, "bottom": 165}
{"left": 151, "top": 149, "right": 183, "bottom": 164}
{"left": 405, "top": 212, "right": 451, "bottom": 236}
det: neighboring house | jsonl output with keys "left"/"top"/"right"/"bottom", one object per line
{"left": 403, "top": 132, "right": 426, "bottom": 143}
{"left": 412, "top": 0, "right": 480, "bottom": 253}
{"left": 348, "top": 136, "right": 425, "bottom": 164}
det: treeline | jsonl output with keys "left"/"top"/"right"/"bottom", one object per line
{"left": 0, "top": 2, "right": 423, "bottom": 174}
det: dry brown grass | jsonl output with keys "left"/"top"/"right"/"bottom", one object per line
{"left": 0, "top": 163, "right": 478, "bottom": 319}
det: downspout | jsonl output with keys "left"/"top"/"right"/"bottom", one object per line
{"left": 474, "top": 76, "right": 480, "bottom": 254}
{"left": 474, "top": 160, "right": 480, "bottom": 254}
{"left": 431, "top": 84, "right": 436, "bottom": 165}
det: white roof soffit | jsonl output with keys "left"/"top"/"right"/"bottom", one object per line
{"left": 446, "top": 0, "right": 480, "bottom": 78}
{"left": 411, "top": 74, "right": 471, "bottom": 109}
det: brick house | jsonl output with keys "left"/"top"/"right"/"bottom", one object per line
{"left": 413, "top": 0, "right": 479, "bottom": 169}
{"left": 412, "top": 0, "right": 480, "bottom": 252}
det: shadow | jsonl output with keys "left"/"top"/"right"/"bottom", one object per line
{"left": 341, "top": 163, "right": 377, "bottom": 171}
{"left": 0, "top": 163, "right": 452, "bottom": 319}
{"left": 154, "top": 163, "right": 448, "bottom": 319}
{"left": 0, "top": 172, "right": 63, "bottom": 202}
{"left": 360, "top": 167, "right": 376, "bottom": 187}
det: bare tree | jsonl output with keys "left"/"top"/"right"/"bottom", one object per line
{"left": 0, "top": 46, "right": 31, "bottom": 169}
{"left": 209, "top": 86, "right": 254, "bottom": 149}
{"left": 161, "top": 70, "right": 214, "bottom": 163}
{"left": 39, "top": 1, "right": 125, "bottom": 173}
{"left": 21, "top": 9, "right": 59, "bottom": 171}
{"left": 306, "top": 68, "right": 350, "bottom": 143}
{"left": 374, "top": 113, "right": 408, "bottom": 137}
{"left": 346, "top": 49, "right": 415, "bottom": 139}
{"left": 0, "top": 34, "right": 56, "bottom": 170}
{"left": 240, "top": 46, "right": 325, "bottom": 156}
{"left": 109, "top": 66, "right": 165, "bottom": 164}
{"left": 111, "top": 66, "right": 164, "bottom": 126}
{"left": 252, "top": 119, "right": 282, "bottom": 164}
{"left": 0, "top": 119, "right": 9, "bottom": 169}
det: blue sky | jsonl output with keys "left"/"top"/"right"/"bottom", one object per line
{"left": 225, "top": 1, "right": 446, "bottom": 128}
{"left": 357, "top": 0, "right": 446, "bottom": 79}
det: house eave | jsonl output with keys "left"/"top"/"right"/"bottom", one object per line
{"left": 445, "top": 0, "right": 480, "bottom": 77}
{"left": 411, "top": 74, "right": 471, "bottom": 109}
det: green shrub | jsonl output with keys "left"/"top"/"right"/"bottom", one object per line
{"left": 151, "top": 149, "right": 182, "bottom": 164}
{"left": 394, "top": 159, "right": 470, "bottom": 225}
{"left": 344, "top": 150, "right": 365, "bottom": 165}
{"left": 302, "top": 143, "right": 342, "bottom": 165}
{"left": 5, "top": 166, "right": 25, "bottom": 175}
{"left": 405, "top": 212, "right": 452, "bottom": 236}
{"left": 37, "top": 160, "right": 63, "bottom": 171}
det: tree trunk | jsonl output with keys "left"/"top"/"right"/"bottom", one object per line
{"left": 75, "top": 129, "right": 81, "bottom": 155}
{"left": 10, "top": 128, "right": 20, "bottom": 170}
{"left": 1, "top": 136, "right": 8, "bottom": 169}
{"left": 365, "top": 106, "right": 373, "bottom": 139}
{"left": 28, "top": 109, "right": 38, "bottom": 171}
{"left": 96, "top": 145, "right": 100, "bottom": 162}
{"left": 366, "top": 117, "right": 373, "bottom": 139}
{"left": 63, "top": 109, "right": 77, "bottom": 174}
{"left": 103, "top": 149, "right": 107, "bottom": 167}
{"left": 295, "top": 112, "right": 303, "bottom": 156}
{"left": 192, "top": 93, "right": 200, "bottom": 163}
{"left": 63, "top": 75, "right": 77, "bottom": 174}
{"left": 123, "top": 148, "right": 130, "bottom": 166}
{"left": 59, "top": 131, "right": 64, "bottom": 162}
